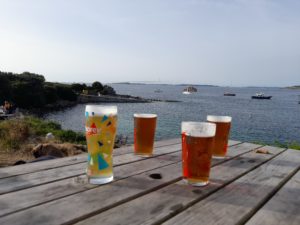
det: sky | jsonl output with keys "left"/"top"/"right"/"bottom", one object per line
{"left": 0, "top": 0, "right": 300, "bottom": 86}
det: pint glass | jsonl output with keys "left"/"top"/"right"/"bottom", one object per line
{"left": 134, "top": 114, "right": 157, "bottom": 156}
{"left": 85, "top": 105, "right": 117, "bottom": 184}
{"left": 181, "top": 122, "right": 216, "bottom": 186}
{"left": 207, "top": 115, "right": 232, "bottom": 159}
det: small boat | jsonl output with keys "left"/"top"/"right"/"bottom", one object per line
{"left": 251, "top": 92, "right": 272, "bottom": 100}
{"left": 182, "top": 86, "right": 197, "bottom": 94}
{"left": 224, "top": 92, "right": 236, "bottom": 96}
{"left": 154, "top": 89, "right": 162, "bottom": 93}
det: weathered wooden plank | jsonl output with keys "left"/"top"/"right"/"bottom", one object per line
{"left": 228, "top": 140, "right": 241, "bottom": 146}
{"left": 0, "top": 142, "right": 258, "bottom": 225}
{"left": 162, "top": 149, "right": 300, "bottom": 225}
{"left": 0, "top": 151, "right": 182, "bottom": 217}
{"left": 0, "top": 140, "right": 242, "bottom": 193}
{"left": 0, "top": 141, "right": 244, "bottom": 218}
{"left": 73, "top": 146, "right": 284, "bottom": 225}
{"left": 0, "top": 138, "right": 182, "bottom": 179}
{"left": 0, "top": 143, "right": 182, "bottom": 195}
{"left": 246, "top": 169, "right": 300, "bottom": 225}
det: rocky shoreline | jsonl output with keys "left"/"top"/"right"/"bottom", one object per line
{"left": 78, "top": 94, "right": 181, "bottom": 104}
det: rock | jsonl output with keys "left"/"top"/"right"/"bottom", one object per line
{"left": 45, "top": 132, "right": 55, "bottom": 140}
{"left": 14, "top": 160, "right": 27, "bottom": 165}
{"left": 32, "top": 143, "right": 87, "bottom": 158}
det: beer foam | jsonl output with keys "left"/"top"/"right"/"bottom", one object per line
{"left": 85, "top": 105, "right": 117, "bottom": 116}
{"left": 181, "top": 122, "right": 216, "bottom": 137}
{"left": 207, "top": 115, "right": 232, "bottom": 123}
{"left": 134, "top": 113, "right": 157, "bottom": 118}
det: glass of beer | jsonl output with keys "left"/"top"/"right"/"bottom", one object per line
{"left": 85, "top": 105, "right": 118, "bottom": 184}
{"left": 181, "top": 122, "right": 216, "bottom": 186}
{"left": 134, "top": 114, "right": 157, "bottom": 156}
{"left": 207, "top": 115, "right": 232, "bottom": 159}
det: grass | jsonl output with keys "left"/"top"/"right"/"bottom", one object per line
{"left": 0, "top": 116, "right": 86, "bottom": 152}
{"left": 253, "top": 140, "right": 300, "bottom": 150}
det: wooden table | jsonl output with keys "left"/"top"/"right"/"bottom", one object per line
{"left": 0, "top": 139, "right": 299, "bottom": 225}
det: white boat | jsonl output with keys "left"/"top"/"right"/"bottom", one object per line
{"left": 182, "top": 91, "right": 191, "bottom": 95}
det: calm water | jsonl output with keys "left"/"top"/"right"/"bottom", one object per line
{"left": 45, "top": 84, "right": 300, "bottom": 144}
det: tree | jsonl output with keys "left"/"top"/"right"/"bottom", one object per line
{"left": 92, "top": 81, "right": 103, "bottom": 92}
{"left": 101, "top": 85, "right": 116, "bottom": 95}
{"left": 0, "top": 75, "right": 12, "bottom": 104}
{"left": 71, "top": 83, "right": 87, "bottom": 93}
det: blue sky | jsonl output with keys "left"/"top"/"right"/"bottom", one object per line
{"left": 0, "top": 0, "right": 300, "bottom": 86}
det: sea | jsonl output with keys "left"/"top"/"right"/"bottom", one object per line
{"left": 45, "top": 84, "right": 300, "bottom": 145}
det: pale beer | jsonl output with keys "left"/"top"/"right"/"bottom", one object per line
{"left": 85, "top": 105, "right": 117, "bottom": 184}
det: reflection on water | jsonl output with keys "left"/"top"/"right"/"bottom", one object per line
{"left": 45, "top": 84, "right": 300, "bottom": 144}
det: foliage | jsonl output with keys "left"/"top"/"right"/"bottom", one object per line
{"left": 0, "top": 70, "right": 117, "bottom": 109}
{"left": 0, "top": 117, "right": 86, "bottom": 151}
{"left": 0, "top": 71, "right": 77, "bottom": 108}
{"left": 92, "top": 81, "right": 104, "bottom": 92}
{"left": 253, "top": 140, "right": 300, "bottom": 150}
{"left": 71, "top": 83, "right": 87, "bottom": 93}
{"left": 102, "top": 85, "right": 116, "bottom": 95}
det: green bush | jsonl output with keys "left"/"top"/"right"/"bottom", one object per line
{"left": 0, "top": 103, "right": 87, "bottom": 150}
{"left": 56, "top": 130, "right": 86, "bottom": 144}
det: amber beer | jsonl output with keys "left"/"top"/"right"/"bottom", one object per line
{"left": 207, "top": 115, "right": 232, "bottom": 158}
{"left": 134, "top": 114, "right": 157, "bottom": 156}
{"left": 181, "top": 122, "right": 216, "bottom": 186}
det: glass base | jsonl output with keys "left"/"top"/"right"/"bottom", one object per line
{"left": 212, "top": 155, "right": 226, "bottom": 159}
{"left": 184, "top": 179, "right": 209, "bottom": 186}
{"left": 88, "top": 175, "right": 113, "bottom": 185}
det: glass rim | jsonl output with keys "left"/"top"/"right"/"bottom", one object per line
{"left": 207, "top": 115, "right": 232, "bottom": 123}
{"left": 85, "top": 105, "right": 117, "bottom": 115}
{"left": 133, "top": 113, "right": 157, "bottom": 118}
{"left": 181, "top": 121, "right": 216, "bottom": 137}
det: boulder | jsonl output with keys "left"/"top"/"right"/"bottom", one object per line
{"left": 32, "top": 143, "right": 87, "bottom": 158}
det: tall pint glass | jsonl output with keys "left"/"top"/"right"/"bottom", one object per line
{"left": 134, "top": 114, "right": 157, "bottom": 156}
{"left": 207, "top": 115, "right": 232, "bottom": 159}
{"left": 181, "top": 122, "right": 216, "bottom": 186}
{"left": 85, "top": 105, "right": 117, "bottom": 184}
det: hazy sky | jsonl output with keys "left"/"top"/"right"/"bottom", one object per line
{"left": 1, "top": 0, "right": 300, "bottom": 86}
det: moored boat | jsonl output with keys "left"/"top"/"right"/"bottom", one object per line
{"left": 224, "top": 92, "right": 236, "bottom": 96}
{"left": 251, "top": 93, "right": 272, "bottom": 99}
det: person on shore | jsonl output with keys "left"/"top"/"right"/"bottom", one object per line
{"left": 3, "top": 101, "right": 14, "bottom": 114}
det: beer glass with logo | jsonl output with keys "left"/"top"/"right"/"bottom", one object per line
{"left": 207, "top": 115, "right": 232, "bottom": 159}
{"left": 134, "top": 114, "right": 157, "bottom": 156}
{"left": 181, "top": 122, "right": 216, "bottom": 186}
{"left": 85, "top": 105, "right": 117, "bottom": 184}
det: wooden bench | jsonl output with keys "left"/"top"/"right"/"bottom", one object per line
{"left": 0, "top": 139, "right": 299, "bottom": 225}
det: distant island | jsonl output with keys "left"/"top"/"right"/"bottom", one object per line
{"left": 112, "top": 82, "right": 218, "bottom": 87}
{"left": 286, "top": 85, "right": 300, "bottom": 90}
{"left": 176, "top": 84, "right": 218, "bottom": 87}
